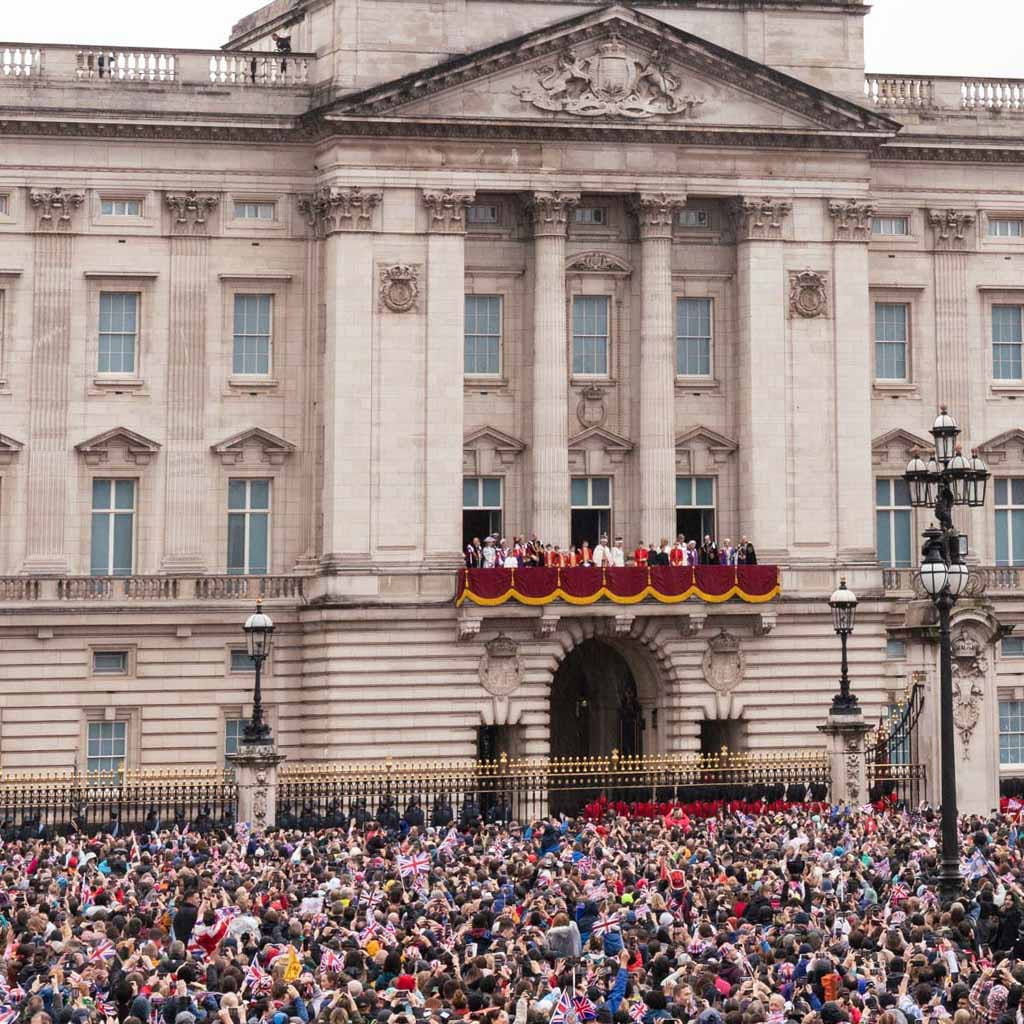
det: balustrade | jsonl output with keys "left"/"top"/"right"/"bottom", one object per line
{"left": 961, "top": 79, "right": 1024, "bottom": 112}
{"left": 0, "top": 46, "right": 42, "bottom": 76}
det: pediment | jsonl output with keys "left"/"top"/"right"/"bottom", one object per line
{"left": 463, "top": 425, "right": 527, "bottom": 454}
{"left": 75, "top": 427, "right": 161, "bottom": 467}
{"left": 324, "top": 6, "right": 898, "bottom": 142}
{"left": 0, "top": 433, "right": 23, "bottom": 467}
{"left": 676, "top": 425, "right": 738, "bottom": 454}
{"left": 872, "top": 428, "right": 933, "bottom": 466}
{"left": 211, "top": 427, "right": 295, "bottom": 466}
{"left": 978, "top": 429, "right": 1024, "bottom": 464}
{"left": 569, "top": 426, "right": 635, "bottom": 453}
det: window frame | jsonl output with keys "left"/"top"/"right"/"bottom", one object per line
{"left": 0, "top": 194, "right": 11, "bottom": 217}
{"left": 885, "top": 638, "right": 907, "bottom": 660}
{"left": 873, "top": 300, "right": 910, "bottom": 383}
{"left": 573, "top": 206, "right": 608, "bottom": 226}
{"left": 85, "top": 720, "right": 128, "bottom": 777}
{"left": 988, "top": 216, "right": 1024, "bottom": 239}
{"left": 231, "top": 292, "right": 274, "bottom": 378}
{"left": 571, "top": 476, "right": 612, "bottom": 510}
{"left": 226, "top": 477, "right": 272, "bottom": 576}
{"left": 225, "top": 195, "right": 285, "bottom": 236}
{"left": 675, "top": 208, "right": 710, "bottom": 229}
{"left": 871, "top": 215, "right": 911, "bottom": 237}
{"left": 100, "top": 198, "right": 143, "bottom": 218}
{"left": 1000, "top": 699, "right": 1024, "bottom": 767}
{"left": 90, "top": 477, "right": 137, "bottom": 577}
{"left": 875, "top": 477, "right": 913, "bottom": 569}
{"left": 220, "top": 277, "right": 289, "bottom": 390}
{"left": 675, "top": 296, "right": 714, "bottom": 379}
{"left": 84, "top": 274, "right": 156, "bottom": 390}
{"left": 466, "top": 203, "right": 500, "bottom": 226}
{"left": 992, "top": 304, "right": 1024, "bottom": 383}
{"left": 224, "top": 716, "right": 248, "bottom": 766}
{"left": 995, "top": 477, "right": 1024, "bottom": 567}
{"left": 464, "top": 294, "right": 503, "bottom": 378}
{"left": 1002, "top": 636, "right": 1024, "bottom": 658}
{"left": 91, "top": 650, "right": 130, "bottom": 676}
{"left": 570, "top": 294, "right": 612, "bottom": 378}
{"left": 233, "top": 201, "right": 276, "bottom": 222}
{"left": 97, "top": 290, "right": 140, "bottom": 377}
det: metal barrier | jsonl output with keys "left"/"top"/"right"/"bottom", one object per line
{"left": 866, "top": 681, "right": 927, "bottom": 806}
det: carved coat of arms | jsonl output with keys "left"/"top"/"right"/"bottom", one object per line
{"left": 514, "top": 36, "right": 705, "bottom": 120}
{"left": 951, "top": 632, "right": 987, "bottom": 758}
{"left": 701, "top": 629, "right": 744, "bottom": 694}
{"left": 479, "top": 635, "right": 523, "bottom": 697}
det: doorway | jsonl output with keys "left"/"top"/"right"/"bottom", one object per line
{"left": 699, "top": 717, "right": 746, "bottom": 757}
{"left": 571, "top": 509, "right": 610, "bottom": 549}
{"left": 676, "top": 508, "right": 715, "bottom": 546}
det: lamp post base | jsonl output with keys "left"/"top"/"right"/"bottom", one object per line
{"left": 227, "top": 742, "right": 286, "bottom": 831}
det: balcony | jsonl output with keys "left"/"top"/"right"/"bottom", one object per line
{"left": 865, "top": 74, "right": 1024, "bottom": 114}
{"left": 881, "top": 565, "right": 1021, "bottom": 597}
{"left": 0, "top": 574, "right": 306, "bottom": 604}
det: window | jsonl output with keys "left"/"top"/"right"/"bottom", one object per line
{"left": 98, "top": 292, "right": 138, "bottom": 374}
{"left": 990, "top": 218, "right": 1024, "bottom": 238}
{"left": 467, "top": 204, "right": 498, "bottom": 225}
{"left": 571, "top": 476, "right": 611, "bottom": 547}
{"left": 676, "top": 209, "right": 709, "bottom": 228}
{"left": 676, "top": 298, "right": 712, "bottom": 377}
{"left": 93, "top": 651, "right": 129, "bottom": 675}
{"left": 227, "top": 478, "right": 270, "bottom": 575}
{"left": 995, "top": 478, "right": 1024, "bottom": 566}
{"left": 234, "top": 202, "right": 275, "bottom": 220}
{"left": 100, "top": 198, "right": 142, "bottom": 217}
{"left": 0, "top": 194, "right": 11, "bottom": 216}
{"left": 230, "top": 649, "right": 257, "bottom": 672}
{"left": 225, "top": 717, "right": 247, "bottom": 765}
{"left": 1002, "top": 636, "right": 1024, "bottom": 657}
{"left": 874, "top": 302, "right": 908, "bottom": 381}
{"left": 876, "top": 478, "right": 912, "bottom": 568}
{"left": 463, "top": 477, "right": 502, "bottom": 549}
{"left": 885, "top": 638, "right": 907, "bottom": 659}
{"left": 87, "top": 721, "right": 127, "bottom": 776}
{"left": 464, "top": 295, "right": 502, "bottom": 376}
{"left": 574, "top": 206, "right": 606, "bottom": 225}
{"left": 872, "top": 216, "right": 910, "bottom": 236}
{"left": 233, "top": 294, "right": 272, "bottom": 375}
{"left": 993, "top": 306, "right": 1023, "bottom": 380}
{"left": 1001, "top": 700, "right": 1024, "bottom": 766}
{"left": 572, "top": 296, "right": 609, "bottom": 376}
{"left": 676, "top": 476, "right": 716, "bottom": 542}
{"left": 91, "top": 479, "right": 135, "bottom": 576}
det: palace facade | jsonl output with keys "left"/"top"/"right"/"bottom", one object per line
{"left": 0, "top": 0, "right": 1023, "bottom": 811}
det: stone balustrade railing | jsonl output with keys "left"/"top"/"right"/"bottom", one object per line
{"left": 866, "top": 74, "right": 1024, "bottom": 114}
{"left": 881, "top": 566, "right": 1019, "bottom": 595}
{"left": 0, "top": 575, "right": 306, "bottom": 603}
{"left": 0, "top": 43, "right": 313, "bottom": 87}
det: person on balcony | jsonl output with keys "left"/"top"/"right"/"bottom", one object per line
{"left": 669, "top": 536, "right": 687, "bottom": 566}
{"left": 738, "top": 535, "right": 758, "bottom": 565}
{"left": 611, "top": 535, "right": 625, "bottom": 566}
{"left": 632, "top": 542, "right": 648, "bottom": 567}
{"left": 592, "top": 534, "right": 612, "bottom": 567}
{"left": 481, "top": 536, "right": 497, "bottom": 569}
{"left": 465, "top": 538, "right": 482, "bottom": 568}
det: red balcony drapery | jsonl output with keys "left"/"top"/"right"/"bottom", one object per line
{"left": 455, "top": 565, "right": 780, "bottom": 607}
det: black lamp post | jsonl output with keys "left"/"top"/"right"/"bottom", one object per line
{"left": 828, "top": 578, "right": 859, "bottom": 713}
{"left": 903, "top": 407, "right": 989, "bottom": 906}
{"left": 242, "top": 599, "right": 275, "bottom": 744}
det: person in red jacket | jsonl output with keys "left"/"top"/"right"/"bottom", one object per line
{"left": 633, "top": 543, "right": 648, "bottom": 567}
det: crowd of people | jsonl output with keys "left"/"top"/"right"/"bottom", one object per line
{"left": 464, "top": 536, "right": 757, "bottom": 570}
{"left": 4, "top": 801, "right": 1024, "bottom": 1024}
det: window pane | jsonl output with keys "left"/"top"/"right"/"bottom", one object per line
{"left": 94, "top": 651, "right": 128, "bottom": 674}
{"left": 93, "top": 478, "right": 111, "bottom": 510}
{"left": 233, "top": 294, "right": 272, "bottom": 375}
{"left": 885, "top": 638, "right": 906, "bottom": 659}
{"left": 994, "top": 306, "right": 1023, "bottom": 379}
{"left": 676, "top": 298, "right": 712, "bottom": 376}
{"left": 1003, "top": 637, "right": 1024, "bottom": 656}
{"left": 571, "top": 478, "right": 589, "bottom": 507}
{"left": 996, "top": 477, "right": 1009, "bottom": 505}
{"left": 572, "top": 296, "right": 609, "bottom": 375}
{"left": 892, "top": 478, "right": 911, "bottom": 507}
{"left": 591, "top": 477, "right": 610, "bottom": 507}
{"left": 230, "top": 650, "right": 256, "bottom": 672}
{"left": 463, "top": 478, "right": 478, "bottom": 508}
{"left": 1013, "top": 509, "right": 1024, "bottom": 567}
{"left": 227, "top": 513, "right": 246, "bottom": 573}
{"left": 91, "top": 514, "right": 110, "bottom": 576}
{"left": 464, "top": 296, "right": 502, "bottom": 375}
{"left": 675, "top": 477, "right": 692, "bottom": 507}
{"left": 875, "top": 478, "right": 890, "bottom": 507}
{"left": 876, "top": 510, "right": 891, "bottom": 567}
{"left": 249, "top": 479, "right": 270, "bottom": 509}
{"left": 248, "top": 512, "right": 269, "bottom": 575}
{"left": 1013, "top": 478, "right": 1024, "bottom": 506}
{"left": 228, "top": 479, "right": 248, "bottom": 510}
{"left": 893, "top": 509, "right": 911, "bottom": 569}
{"left": 112, "top": 513, "right": 134, "bottom": 575}
{"left": 114, "top": 479, "right": 134, "bottom": 509}
{"left": 997, "top": 509, "right": 1010, "bottom": 565}
{"left": 694, "top": 478, "right": 714, "bottom": 507}
{"left": 481, "top": 478, "right": 501, "bottom": 507}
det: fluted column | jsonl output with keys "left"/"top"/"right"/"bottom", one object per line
{"left": 633, "top": 192, "right": 685, "bottom": 545}
{"left": 422, "top": 188, "right": 475, "bottom": 567}
{"left": 527, "top": 191, "right": 578, "bottom": 548}
{"left": 23, "top": 187, "right": 85, "bottom": 574}
{"left": 162, "top": 191, "right": 219, "bottom": 573}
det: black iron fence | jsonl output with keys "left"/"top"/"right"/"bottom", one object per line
{"left": 866, "top": 681, "right": 927, "bottom": 806}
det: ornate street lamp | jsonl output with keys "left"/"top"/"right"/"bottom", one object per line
{"left": 242, "top": 599, "right": 275, "bottom": 744}
{"left": 903, "top": 407, "right": 989, "bottom": 906}
{"left": 828, "top": 578, "right": 859, "bottom": 714}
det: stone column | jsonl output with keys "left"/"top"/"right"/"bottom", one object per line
{"left": 527, "top": 191, "right": 578, "bottom": 549}
{"left": 733, "top": 197, "right": 792, "bottom": 559}
{"left": 315, "top": 186, "right": 383, "bottom": 571}
{"left": 828, "top": 199, "right": 878, "bottom": 561}
{"left": 162, "top": 191, "right": 219, "bottom": 573}
{"left": 633, "top": 193, "right": 685, "bottom": 546}
{"left": 228, "top": 742, "right": 286, "bottom": 830}
{"left": 422, "top": 188, "right": 475, "bottom": 568}
{"left": 23, "top": 188, "right": 85, "bottom": 574}
{"left": 818, "top": 711, "right": 872, "bottom": 807}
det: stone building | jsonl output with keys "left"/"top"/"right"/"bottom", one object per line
{"left": 0, "top": 0, "right": 1022, "bottom": 812}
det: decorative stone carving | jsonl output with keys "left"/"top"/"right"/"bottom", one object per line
{"left": 613, "top": 613, "right": 635, "bottom": 637}
{"left": 164, "top": 190, "right": 219, "bottom": 231}
{"left": 929, "top": 209, "right": 975, "bottom": 248}
{"left": 631, "top": 192, "right": 686, "bottom": 237}
{"left": 565, "top": 251, "right": 632, "bottom": 274}
{"left": 731, "top": 197, "right": 791, "bottom": 241}
{"left": 29, "top": 187, "right": 84, "bottom": 230}
{"left": 575, "top": 384, "right": 608, "bottom": 430}
{"left": 828, "top": 199, "right": 874, "bottom": 241}
{"left": 379, "top": 263, "right": 421, "bottom": 313}
{"left": 479, "top": 634, "right": 523, "bottom": 697}
{"left": 422, "top": 188, "right": 476, "bottom": 233}
{"left": 788, "top": 270, "right": 830, "bottom": 319}
{"left": 526, "top": 191, "right": 580, "bottom": 236}
{"left": 753, "top": 612, "right": 777, "bottom": 637}
{"left": 513, "top": 36, "right": 705, "bottom": 120}
{"left": 843, "top": 735, "right": 863, "bottom": 804}
{"left": 677, "top": 613, "right": 706, "bottom": 638}
{"left": 536, "top": 613, "right": 560, "bottom": 639}
{"left": 0, "top": 434, "right": 23, "bottom": 467}
{"left": 298, "top": 186, "right": 382, "bottom": 237}
{"left": 952, "top": 632, "right": 986, "bottom": 758}
{"left": 75, "top": 427, "right": 161, "bottom": 467}
{"left": 211, "top": 427, "right": 296, "bottom": 467}
{"left": 701, "top": 629, "right": 744, "bottom": 693}
{"left": 457, "top": 614, "right": 483, "bottom": 642}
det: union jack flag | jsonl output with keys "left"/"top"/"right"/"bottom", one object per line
{"left": 576, "top": 857, "right": 594, "bottom": 875}
{"left": 572, "top": 996, "right": 597, "bottom": 1022}
{"left": 358, "top": 921, "right": 380, "bottom": 944}
{"left": 889, "top": 882, "right": 910, "bottom": 906}
{"left": 0, "top": 1009, "right": 18, "bottom": 1024}
{"left": 243, "top": 964, "right": 272, "bottom": 994}
{"left": 187, "top": 939, "right": 208, "bottom": 961}
{"left": 438, "top": 828, "right": 460, "bottom": 854}
{"left": 550, "top": 991, "right": 578, "bottom": 1024}
{"left": 214, "top": 906, "right": 240, "bottom": 923}
{"left": 320, "top": 949, "right": 343, "bottom": 974}
{"left": 398, "top": 853, "right": 430, "bottom": 878}
{"left": 89, "top": 939, "right": 116, "bottom": 963}
{"left": 629, "top": 1003, "right": 648, "bottom": 1024}
{"left": 592, "top": 913, "right": 620, "bottom": 937}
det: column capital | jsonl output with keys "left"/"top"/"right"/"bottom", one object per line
{"left": 525, "top": 191, "right": 580, "bottom": 238}
{"left": 631, "top": 192, "right": 686, "bottom": 239}
{"left": 164, "top": 190, "right": 220, "bottom": 235}
{"left": 929, "top": 208, "right": 976, "bottom": 250}
{"left": 298, "top": 185, "right": 383, "bottom": 238}
{"left": 730, "top": 195, "right": 792, "bottom": 241}
{"left": 828, "top": 198, "right": 874, "bottom": 242}
{"left": 29, "top": 187, "right": 85, "bottom": 232}
{"left": 421, "top": 188, "right": 476, "bottom": 234}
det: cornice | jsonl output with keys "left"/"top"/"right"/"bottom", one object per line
{"left": 876, "top": 144, "right": 1024, "bottom": 165}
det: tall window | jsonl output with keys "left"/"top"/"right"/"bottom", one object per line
{"left": 876, "top": 478, "right": 912, "bottom": 568}
{"left": 676, "top": 298, "right": 712, "bottom": 377}
{"left": 233, "top": 294, "right": 272, "bottom": 375}
{"left": 874, "top": 302, "right": 908, "bottom": 380}
{"left": 570, "top": 477, "right": 611, "bottom": 546}
{"left": 872, "top": 216, "right": 909, "bottom": 236}
{"left": 572, "top": 296, "right": 609, "bottom": 376}
{"left": 100, "top": 198, "right": 142, "bottom": 216}
{"left": 676, "top": 476, "right": 716, "bottom": 542}
{"left": 87, "top": 721, "right": 127, "bottom": 776}
{"left": 98, "top": 292, "right": 138, "bottom": 374}
{"left": 225, "top": 717, "right": 247, "bottom": 766}
{"left": 993, "top": 306, "right": 1023, "bottom": 380}
{"left": 91, "top": 479, "right": 135, "bottom": 576}
{"left": 234, "top": 202, "right": 275, "bottom": 220}
{"left": 990, "top": 219, "right": 1024, "bottom": 238}
{"left": 464, "top": 295, "right": 502, "bottom": 375}
{"left": 1000, "top": 700, "right": 1024, "bottom": 766}
{"left": 462, "top": 477, "right": 502, "bottom": 549}
{"left": 227, "top": 479, "right": 270, "bottom": 575}
{"left": 995, "top": 477, "right": 1024, "bottom": 566}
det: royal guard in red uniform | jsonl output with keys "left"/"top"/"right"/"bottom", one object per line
{"left": 580, "top": 541, "right": 592, "bottom": 566}
{"left": 633, "top": 543, "right": 648, "bottom": 567}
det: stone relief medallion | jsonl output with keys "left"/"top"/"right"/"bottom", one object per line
{"left": 479, "top": 634, "right": 524, "bottom": 697}
{"left": 576, "top": 384, "right": 608, "bottom": 429}
{"left": 566, "top": 251, "right": 631, "bottom": 273}
{"left": 701, "top": 629, "right": 744, "bottom": 693}
{"left": 379, "top": 263, "right": 420, "bottom": 313}
{"left": 513, "top": 35, "right": 705, "bottom": 120}
{"left": 951, "top": 631, "right": 986, "bottom": 758}
{"left": 789, "top": 270, "right": 829, "bottom": 319}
